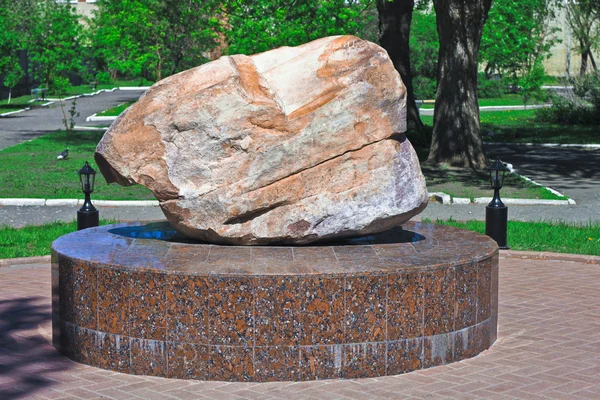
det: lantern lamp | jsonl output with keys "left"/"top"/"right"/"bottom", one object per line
{"left": 77, "top": 161, "right": 99, "bottom": 230}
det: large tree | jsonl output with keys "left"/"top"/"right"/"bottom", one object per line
{"left": 224, "top": 0, "right": 374, "bottom": 55}
{"left": 28, "top": 0, "right": 84, "bottom": 92}
{"left": 567, "top": 0, "right": 600, "bottom": 77}
{"left": 90, "top": 0, "right": 221, "bottom": 81}
{"left": 427, "top": 0, "right": 492, "bottom": 169}
{"left": 376, "top": 0, "right": 423, "bottom": 130}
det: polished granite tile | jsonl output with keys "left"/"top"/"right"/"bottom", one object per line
{"left": 477, "top": 257, "right": 493, "bottom": 323}
{"left": 423, "top": 267, "right": 455, "bottom": 336}
{"left": 254, "top": 346, "right": 299, "bottom": 381}
{"left": 209, "top": 346, "right": 254, "bottom": 382}
{"left": 167, "top": 275, "right": 209, "bottom": 344}
{"left": 299, "top": 345, "right": 343, "bottom": 380}
{"left": 90, "top": 330, "right": 130, "bottom": 373}
{"left": 298, "top": 276, "right": 345, "bottom": 345}
{"left": 53, "top": 221, "right": 499, "bottom": 381}
{"left": 343, "top": 342, "right": 386, "bottom": 379}
{"left": 255, "top": 277, "right": 301, "bottom": 346}
{"left": 70, "top": 261, "right": 97, "bottom": 330}
{"left": 423, "top": 332, "right": 454, "bottom": 369}
{"left": 129, "top": 272, "right": 167, "bottom": 340}
{"left": 207, "top": 278, "right": 254, "bottom": 346}
{"left": 387, "top": 338, "right": 422, "bottom": 375}
{"left": 167, "top": 342, "right": 209, "bottom": 380}
{"left": 455, "top": 262, "right": 478, "bottom": 330}
{"left": 130, "top": 338, "right": 167, "bottom": 376}
{"left": 97, "top": 268, "right": 129, "bottom": 335}
{"left": 388, "top": 271, "right": 423, "bottom": 340}
{"left": 345, "top": 275, "right": 386, "bottom": 343}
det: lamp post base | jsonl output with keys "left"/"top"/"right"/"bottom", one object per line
{"left": 485, "top": 205, "right": 509, "bottom": 249}
{"left": 77, "top": 209, "right": 99, "bottom": 231}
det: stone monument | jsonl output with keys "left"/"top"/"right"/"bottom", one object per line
{"left": 52, "top": 36, "right": 498, "bottom": 382}
{"left": 95, "top": 35, "right": 428, "bottom": 244}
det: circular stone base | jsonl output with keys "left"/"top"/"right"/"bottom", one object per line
{"left": 51, "top": 222, "right": 498, "bottom": 382}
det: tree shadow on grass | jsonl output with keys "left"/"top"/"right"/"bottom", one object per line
{"left": 0, "top": 297, "right": 71, "bottom": 399}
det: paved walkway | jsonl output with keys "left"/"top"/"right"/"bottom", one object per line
{"left": 1, "top": 254, "right": 599, "bottom": 399}
{"left": 0, "top": 90, "right": 145, "bottom": 150}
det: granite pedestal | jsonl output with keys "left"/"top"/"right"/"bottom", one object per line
{"left": 51, "top": 221, "right": 498, "bottom": 381}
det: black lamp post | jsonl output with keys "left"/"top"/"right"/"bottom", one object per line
{"left": 77, "top": 161, "right": 99, "bottom": 230}
{"left": 485, "top": 158, "right": 509, "bottom": 249}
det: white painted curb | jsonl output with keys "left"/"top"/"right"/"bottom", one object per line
{"left": 485, "top": 142, "right": 600, "bottom": 149}
{"left": 452, "top": 197, "right": 471, "bottom": 205}
{"left": 119, "top": 86, "right": 151, "bottom": 91}
{"left": 86, "top": 114, "right": 118, "bottom": 122}
{"left": 473, "top": 197, "right": 572, "bottom": 206}
{"left": 92, "top": 200, "right": 159, "bottom": 207}
{"left": 45, "top": 199, "right": 78, "bottom": 206}
{"left": 73, "top": 126, "right": 108, "bottom": 131}
{"left": 0, "top": 199, "right": 159, "bottom": 207}
{"left": 0, "top": 107, "right": 30, "bottom": 117}
{"left": 0, "top": 198, "right": 46, "bottom": 206}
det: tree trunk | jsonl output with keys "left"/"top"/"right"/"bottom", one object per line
{"left": 427, "top": 0, "right": 491, "bottom": 169}
{"left": 376, "top": 0, "right": 423, "bottom": 130}
{"left": 580, "top": 46, "right": 589, "bottom": 76}
{"left": 7, "top": 88, "right": 12, "bottom": 105}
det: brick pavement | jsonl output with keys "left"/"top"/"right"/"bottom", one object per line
{"left": 0, "top": 257, "right": 599, "bottom": 400}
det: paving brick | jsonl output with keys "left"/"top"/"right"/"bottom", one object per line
{"left": 2, "top": 258, "right": 600, "bottom": 399}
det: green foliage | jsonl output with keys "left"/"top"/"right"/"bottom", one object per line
{"left": 224, "top": 0, "right": 374, "bottom": 55}
{"left": 0, "top": 1, "right": 26, "bottom": 100}
{"left": 477, "top": 73, "right": 506, "bottom": 99}
{"left": 90, "top": 0, "right": 222, "bottom": 81}
{"left": 27, "top": 0, "right": 84, "bottom": 93}
{"left": 536, "top": 75, "right": 600, "bottom": 124}
{"left": 481, "top": 0, "right": 560, "bottom": 105}
{"left": 429, "top": 219, "right": 600, "bottom": 256}
{"left": 567, "top": 0, "right": 600, "bottom": 75}
{"left": 409, "top": 7, "right": 438, "bottom": 99}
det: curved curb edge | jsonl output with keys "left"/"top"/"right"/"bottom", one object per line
{"left": 500, "top": 250, "right": 600, "bottom": 264}
{"left": 0, "top": 255, "right": 51, "bottom": 268}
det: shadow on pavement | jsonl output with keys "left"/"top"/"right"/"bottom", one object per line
{"left": 0, "top": 297, "right": 70, "bottom": 399}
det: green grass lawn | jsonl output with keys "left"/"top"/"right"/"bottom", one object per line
{"left": 420, "top": 94, "right": 547, "bottom": 109}
{"left": 428, "top": 218, "right": 600, "bottom": 256}
{"left": 417, "top": 109, "right": 600, "bottom": 144}
{"left": 97, "top": 101, "right": 135, "bottom": 117}
{"left": 0, "top": 130, "right": 155, "bottom": 200}
{"left": 2, "top": 219, "right": 598, "bottom": 258}
{"left": 0, "top": 220, "right": 115, "bottom": 258}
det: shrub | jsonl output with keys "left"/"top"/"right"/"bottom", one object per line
{"left": 478, "top": 74, "right": 506, "bottom": 98}
{"left": 413, "top": 76, "right": 437, "bottom": 100}
{"left": 96, "top": 71, "right": 112, "bottom": 84}
{"left": 536, "top": 75, "right": 600, "bottom": 125}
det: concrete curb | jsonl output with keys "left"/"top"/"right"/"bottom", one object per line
{"left": 0, "top": 255, "right": 51, "bottom": 268}
{"left": 485, "top": 142, "right": 600, "bottom": 149}
{"left": 473, "top": 197, "right": 573, "bottom": 206}
{"left": 0, "top": 199, "right": 159, "bottom": 207}
{"left": 0, "top": 107, "right": 31, "bottom": 117}
{"left": 73, "top": 126, "right": 108, "bottom": 131}
{"left": 86, "top": 114, "right": 118, "bottom": 122}
{"left": 500, "top": 250, "right": 600, "bottom": 265}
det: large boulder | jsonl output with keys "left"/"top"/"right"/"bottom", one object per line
{"left": 95, "top": 35, "right": 428, "bottom": 245}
